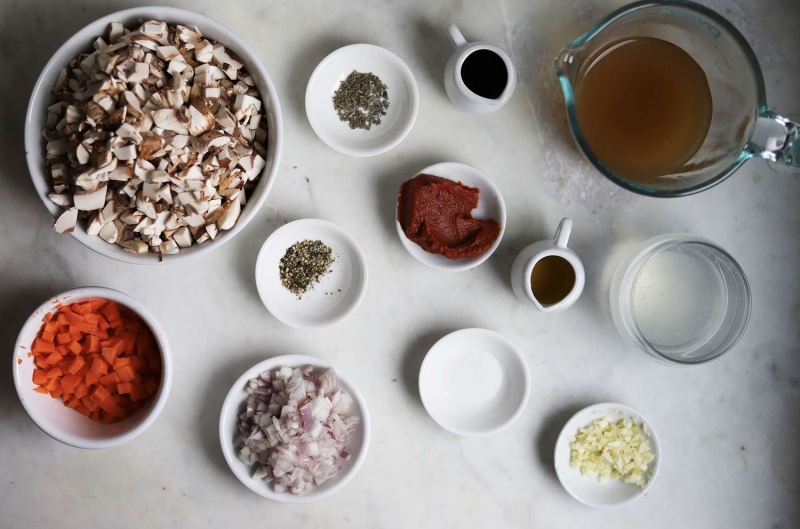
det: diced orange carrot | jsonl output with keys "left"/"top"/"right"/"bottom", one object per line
{"left": 50, "top": 386, "right": 64, "bottom": 398}
{"left": 63, "top": 310, "right": 84, "bottom": 326}
{"left": 90, "top": 410, "right": 101, "bottom": 421}
{"left": 85, "top": 335, "right": 101, "bottom": 354}
{"left": 57, "top": 358, "right": 71, "bottom": 372}
{"left": 44, "top": 377, "right": 61, "bottom": 392}
{"left": 81, "top": 397, "right": 99, "bottom": 412}
{"left": 34, "top": 386, "right": 50, "bottom": 394}
{"left": 76, "top": 403, "right": 91, "bottom": 416}
{"left": 61, "top": 373, "right": 81, "bottom": 389}
{"left": 78, "top": 321, "right": 97, "bottom": 335}
{"left": 66, "top": 355, "right": 85, "bottom": 375}
{"left": 99, "top": 395, "right": 118, "bottom": 414}
{"left": 84, "top": 313, "right": 100, "bottom": 325}
{"left": 121, "top": 332, "right": 137, "bottom": 355}
{"left": 85, "top": 371, "right": 100, "bottom": 385}
{"left": 131, "top": 356, "right": 148, "bottom": 372}
{"left": 64, "top": 396, "right": 80, "bottom": 409}
{"left": 87, "top": 299, "right": 107, "bottom": 311}
{"left": 99, "top": 412, "right": 117, "bottom": 424}
{"left": 56, "top": 333, "right": 71, "bottom": 344}
{"left": 44, "top": 352, "right": 63, "bottom": 366}
{"left": 114, "top": 357, "right": 132, "bottom": 369}
{"left": 56, "top": 313, "right": 69, "bottom": 326}
{"left": 130, "top": 384, "right": 149, "bottom": 402}
{"left": 42, "top": 312, "right": 54, "bottom": 323}
{"left": 99, "top": 372, "right": 120, "bottom": 387}
{"left": 111, "top": 406, "right": 127, "bottom": 419}
{"left": 55, "top": 345, "right": 71, "bottom": 357}
{"left": 46, "top": 367, "right": 63, "bottom": 379}
{"left": 101, "top": 348, "right": 118, "bottom": 366}
{"left": 67, "top": 341, "right": 83, "bottom": 356}
{"left": 90, "top": 384, "right": 111, "bottom": 404}
{"left": 74, "top": 383, "right": 89, "bottom": 399}
{"left": 116, "top": 365, "right": 136, "bottom": 383}
{"left": 44, "top": 321, "right": 58, "bottom": 333}
{"left": 35, "top": 356, "right": 50, "bottom": 368}
{"left": 41, "top": 330, "right": 56, "bottom": 343}
{"left": 100, "top": 302, "right": 121, "bottom": 322}
{"left": 32, "top": 338, "right": 56, "bottom": 354}
{"left": 90, "top": 357, "right": 109, "bottom": 376}
{"left": 117, "top": 382, "right": 133, "bottom": 395}
{"left": 32, "top": 369, "right": 48, "bottom": 385}
{"left": 97, "top": 315, "right": 110, "bottom": 331}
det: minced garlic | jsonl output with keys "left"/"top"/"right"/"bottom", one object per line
{"left": 569, "top": 417, "right": 655, "bottom": 488}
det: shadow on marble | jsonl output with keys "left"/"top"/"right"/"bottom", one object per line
{"left": 533, "top": 402, "right": 594, "bottom": 482}
{"left": 232, "top": 206, "right": 294, "bottom": 309}
{"left": 0, "top": 283, "right": 77, "bottom": 424}
{"left": 484, "top": 207, "right": 548, "bottom": 297}
{"left": 286, "top": 34, "right": 348, "bottom": 125}
{"left": 0, "top": 1, "right": 121, "bottom": 207}
{"left": 372, "top": 153, "right": 444, "bottom": 241}
{"left": 399, "top": 328, "right": 450, "bottom": 408}
{"left": 412, "top": 18, "right": 453, "bottom": 97}
{"left": 194, "top": 350, "right": 283, "bottom": 483}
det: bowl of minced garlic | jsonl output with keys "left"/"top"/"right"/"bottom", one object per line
{"left": 554, "top": 403, "right": 660, "bottom": 509}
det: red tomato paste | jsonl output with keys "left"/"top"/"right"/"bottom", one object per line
{"left": 397, "top": 174, "right": 501, "bottom": 259}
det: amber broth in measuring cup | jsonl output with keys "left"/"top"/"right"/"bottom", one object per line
{"left": 575, "top": 37, "right": 713, "bottom": 183}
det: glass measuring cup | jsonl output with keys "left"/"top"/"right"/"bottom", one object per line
{"left": 555, "top": 0, "right": 800, "bottom": 197}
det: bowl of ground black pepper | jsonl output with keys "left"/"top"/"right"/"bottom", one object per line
{"left": 255, "top": 219, "right": 369, "bottom": 329}
{"left": 305, "top": 44, "right": 419, "bottom": 157}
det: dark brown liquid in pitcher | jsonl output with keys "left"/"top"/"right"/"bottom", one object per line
{"left": 530, "top": 256, "right": 576, "bottom": 306}
{"left": 575, "top": 37, "right": 713, "bottom": 183}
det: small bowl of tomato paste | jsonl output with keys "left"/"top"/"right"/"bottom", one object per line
{"left": 396, "top": 162, "right": 506, "bottom": 271}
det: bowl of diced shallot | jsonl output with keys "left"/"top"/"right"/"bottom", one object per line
{"left": 12, "top": 287, "right": 173, "bottom": 449}
{"left": 218, "top": 355, "right": 370, "bottom": 503}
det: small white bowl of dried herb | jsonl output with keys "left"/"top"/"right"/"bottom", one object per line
{"left": 305, "top": 44, "right": 419, "bottom": 157}
{"left": 255, "top": 219, "right": 369, "bottom": 329}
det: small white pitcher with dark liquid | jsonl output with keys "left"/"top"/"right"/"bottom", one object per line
{"left": 444, "top": 23, "right": 516, "bottom": 114}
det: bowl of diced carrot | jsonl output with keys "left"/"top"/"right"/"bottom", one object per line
{"left": 12, "top": 287, "right": 172, "bottom": 449}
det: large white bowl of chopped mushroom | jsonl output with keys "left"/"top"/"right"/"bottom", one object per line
{"left": 25, "top": 7, "right": 282, "bottom": 263}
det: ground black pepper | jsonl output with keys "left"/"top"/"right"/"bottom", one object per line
{"left": 332, "top": 70, "right": 389, "bottom": 130}
{"left": 279, "top": 240, "right": 335, "bottom": 297}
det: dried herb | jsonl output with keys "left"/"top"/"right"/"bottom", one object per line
{"left": 279, "top": 240, "right": 335, "bottom": 297}
{"left": 332, "top": 70, "right": 389, "bottom": 130}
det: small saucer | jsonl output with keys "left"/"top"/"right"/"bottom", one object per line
{"left": 255, "top": 219, "right": 368, "bottom": 329}
{"left": 305, "top": 44, "right": 419, "bottom": 157}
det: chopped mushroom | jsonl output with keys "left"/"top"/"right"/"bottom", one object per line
{"left": 43, "top": 19, "right": 269, "bottom": 257}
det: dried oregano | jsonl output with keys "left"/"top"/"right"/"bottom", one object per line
{"left": 332, "top": 71, "right": 389, "bottom": 130}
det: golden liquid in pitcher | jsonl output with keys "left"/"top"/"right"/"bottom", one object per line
{"left": 530, "top": 256, "right": 576, "bottom": 306}
{"left": 575, "top": 37, "right": 713, "bottom": 183}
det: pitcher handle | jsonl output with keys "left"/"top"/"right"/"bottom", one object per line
{"left": 752, "top": 109, "right": 800, "bottom": 173}
{"left": 554, "top": 218, "right": 573, "bottom": 248}
{"left": 445, "top": 23, "right": 468, "bottom": 50}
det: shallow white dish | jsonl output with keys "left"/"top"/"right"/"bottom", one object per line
{"left": 12, "top": 287, "right": 173, "bottom": 449}
{"left": 419, "top": 328, "right": 529, "bottom": 436}
{"left": 219, "top": 355, "right": 370, "bottom": 503}
{"left": 255, "top": 219, "right": 368, "bottom": 329}
{"left": 25, "top": 7, "right": 283, "bottom": 264}
{"left": 305, "top": 43, "right": 419, "bottom": 157}
{"left": 554, "top": 402, "right": 661, "bottom": 509}
{"left": 396, "top": 162, "right": 506, "bottom": 272}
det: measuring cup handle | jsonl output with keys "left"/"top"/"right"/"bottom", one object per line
{"left": 754, "top": 110, "right": 800, "bottom": 173}
{"left": 445, "top": 23, "right": 468, "bottom": 49}
{"left": 553, "top": 218, "right": 573, "bottom": 248}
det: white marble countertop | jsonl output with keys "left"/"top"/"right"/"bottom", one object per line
{"left": 1, "top": 0, "right": 799, "bottom": 527}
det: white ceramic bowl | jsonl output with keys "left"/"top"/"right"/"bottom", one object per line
{"left": 305, "top": 44, "right": 419, "bottom": 157}
{"left": 12, "top": 287, "right": 173, "bottom": 449}
{"left": 219, "top": 355, "right": 370, "bottom": 503}
{"left": 419, "top": 328, "right": 529, "bottom": 436}
{"left": 255, "top": 219, "right": 368, "bottom": 330}
{"left": 554, "top": 403, "right": 661, "bottom": 509}
{"left": 396, "top": 162, "right": 506, "bottom": 272}
{"left": 25, "top": 7, "right": 283, "bottom": 264}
